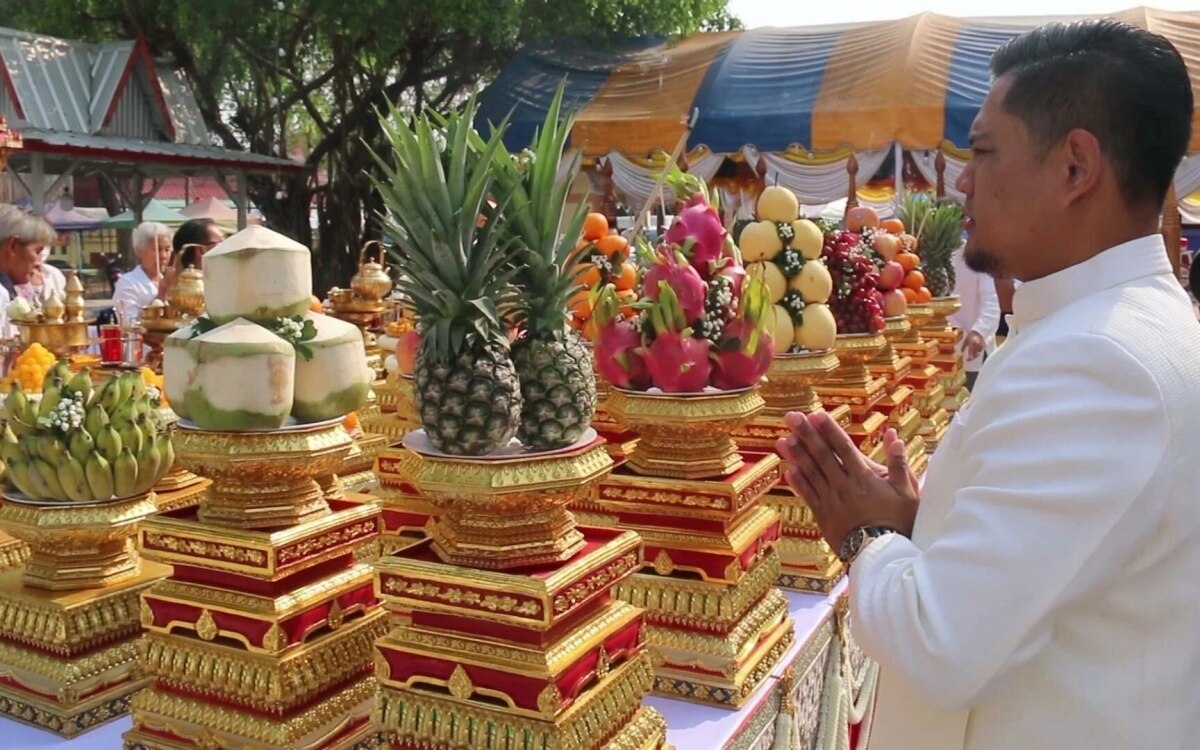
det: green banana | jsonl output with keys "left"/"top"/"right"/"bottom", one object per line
{"left": 49, "top": 359, "right": 72, "bottom": 386}
{"left": 158, "top": 433, "right": 175, "bottom": 480}
{"left": 18, "top": 435, "right": 38, "bottom": 462}
{"left": 36, "top": 434, "right": 68, "bottom": 466}
{"left": 32, "top": 456, "right": 67, "bottom": 496}
{"left": 6, "top": 457, "right": 42, "bottom": 499}
{"left": 126, "top": 372, "right": 146, "bottom": 403}
{"left": 118, "top": 420, "right": 144, "bottom": 457}
{"left": 68, "top": 428, "right": 95, "bottom": 465}
{"left": 84, "top": 403, "right": 110, "bottom": 437}
{"left": 113, "top": 448, "right": 139, "bottom": 498}
{"left": 134, "top": 437, "right": 162, "bottom": 495}
{"left": 7, "top": 417, "right": 32, "bottom": 437}
{"left": 1, "top": 439, "right": 23, "bottom": 467}
{"left": 85, "top": 453, "right": 114, "bottom": 501}
{"left": 64, "top": 368, "right": 94, "bottom": 406}
{"left": 56, "top": 456, "right": 92, "bottom": 502}
{"left": 96, "top": 425, "right": 123, "bottom": 463}
{"left": 4, "top": 384, "right": 27, "bottom": 422}
{"left": 37, "top": 377, "right": 64, "bottom": 421}
{"left": 2, "top": 422, "right": 17, "bottom": 446}
{"left": 97, "top": 377, "right": 123, "bottom": 415}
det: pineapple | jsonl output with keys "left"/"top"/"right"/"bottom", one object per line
{"left": 482, "top": 85, "right": 596, "bottom": 451}
{"left": 372, "top": 98, "right": 523, "bottom": 456}
{"left": 895, "top": 193, "right": 965, "bottom": 298}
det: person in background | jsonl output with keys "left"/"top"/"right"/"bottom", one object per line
{"left": 16, "top": 246, "right": 68, "bottom": 304}
{"left": 948, "top": 242, "right": 1000, "bottom": 390}
{"left": 777, "top": 20, "right": 1200, "bottom": 749}
{"left": 1189, "top": 255, "right": 1200, "bottom": 318}
{"left": 157, "top": 218, "right": 225, "bottom": 302}
{"left": 0, "top": 205, "right": 57, "bottom": 338}
{"left": 112, "top": 221, "right": 172, "bottom": 323}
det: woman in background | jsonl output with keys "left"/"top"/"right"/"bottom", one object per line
{"left": 157, "top": 218, "right": 225, "bottom": 302}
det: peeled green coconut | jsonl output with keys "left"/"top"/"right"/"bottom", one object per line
{"left": 183, "top": 319, "right": 296, "bottom": 430}
{"left": 203, "top": 226, "right": 313, "bottom": 324}
{"left": 292, "top": 312, "right": 372, "bottom": 423}
{"left": 162, "top": 320, "right": 199, "bottom": 420}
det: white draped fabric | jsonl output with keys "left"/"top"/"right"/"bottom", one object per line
{"left": 602, "top": 149, "right": 730, "bottom": 212}
{"left": 910, "top": 149, "right": 967, "bottom": 203}
{"left": 742, "top": 144, "right": 893, "bottom": 206}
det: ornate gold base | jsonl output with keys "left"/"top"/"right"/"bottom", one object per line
{"left": 0, "top": 532, "right": 27, "bottom": 571}
{"left": 0, "top": 563, "right": 169, "bottom": 737}
{"left": 153, "top": 465, "right": 205, "bottom": 494}
{"left": 648, "top": 595, "right": 793, "bottom": 708}
{"left": 732, "top": 404, "right": 851, "bottom": 453}
{"left": 153, "top": 480, "right": 210, "bottom": 514}
{"left": 360, "top": 376, "right": 416, "bottom": 444}
{"left": 765, "top": 490, "right": 845, "bottom": 593}
{"left": 127, "top": 677, "right": 376, "bottom": 750}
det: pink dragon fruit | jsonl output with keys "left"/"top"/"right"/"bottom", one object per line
{"left": 592, "top": 287, "right": 650, "bottom": 389}
{"left": 711, "top": 275, "right": 775, "bottom": 390}
{"left": 665, "top": 195, "right": 727, "bottom": 279}
{"left": 645, "top": 283, "right": 712, "bottom": 392}
{"left": 713, "top": 256, "right": 746, "bottom": 299}
{"left": 642, "top": 249, "right": 707, "bottom": 324}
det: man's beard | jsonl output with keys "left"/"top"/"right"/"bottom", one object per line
{"left": 964, "top": 245, "right": 1003, "bottom": 277}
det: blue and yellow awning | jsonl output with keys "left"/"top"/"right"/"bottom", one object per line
{"left": 477, "top": 8, "right": 1200, "bottom": 159}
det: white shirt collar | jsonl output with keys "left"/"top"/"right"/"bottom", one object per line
{"left": 1011, "top": 234, "right": 1171, "bottom": 331}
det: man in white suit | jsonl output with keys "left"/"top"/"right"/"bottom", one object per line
{"left": 948, "top": 243, "right": 1000, "bottom": 390}
{"left": 777, "top": 20, "right": 1200, "bottom": 750}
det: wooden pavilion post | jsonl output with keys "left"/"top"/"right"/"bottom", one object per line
{"left": 844, "top": 153, "right": 859, "bottom": 220}
{"left": 599, "top": 158, "right": 618, "bottom": 227}
{"left": 935, "top": 150, "right": 947, "bottom": 199}
{"left": 1162, "top": 182, "right": 1182, "bottom": 276}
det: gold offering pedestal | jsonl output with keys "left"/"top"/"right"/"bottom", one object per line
{"left": 868, "top": 317, "right": 928, "bottom": 476}
{"left": 899, "top": 304, "right": 951, "bottom": 450}
{"left": 0, "top": 492, "right": 168, "bottom": 737}
{"left": 151, "top": 407, "right": 208, "bottom": 513}
{"left": 128, "top": 419, "right": 386, "bottom": 750}
{"left": 361, "top": 374, "right": 417, "bottom": 444}
{"left": 920, "top": 296, "right": 969, "bottom": 413}
{"left": 732, "top": 350, "right": 852, "bottom": 595}
{"left": 587, "top": 389, "right": 794, "bottom": 708}
{"left": 374, "top": 434, "right": 667, "bottom": 750}
{"left": 0, "top": 530, "right": 27, "bottom": 571}
{"left": 814, "top": 333, "right": 890, "bottom": 464}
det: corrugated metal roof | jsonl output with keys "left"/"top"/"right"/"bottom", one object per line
{"left": 155, "top": 63, "right": 208, "bottom": 145}
{"left": 89, "top": 41, "right": 134, "bottom": 132}
{"left": 18, "top": 128, "right": 301, "bottom": 171}
{"left": 0, "top": 28, "right": 93, "bottom": 133}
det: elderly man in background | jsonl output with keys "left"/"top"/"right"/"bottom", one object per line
{"left": 112, "top": 221, "right": 172, "bottom": 323}
{"left": 949, "top": 241, "right": 1001, "bottom": 390}
{"left": 0, "top": 205, "right": 57, "bottom": 339}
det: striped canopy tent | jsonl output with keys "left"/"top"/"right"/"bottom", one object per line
{"left": 477, "top": 7, "right": 1200, "bottom": 226}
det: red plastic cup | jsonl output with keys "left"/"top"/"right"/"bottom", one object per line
{"left": 100, "top": 325, "right": 122, "bottom": 363}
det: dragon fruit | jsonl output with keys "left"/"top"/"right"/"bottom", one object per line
{"left": 665, "top": 195, "right": 727, "bottom": 279}
{"left": 711, "top": 276, "right": 775, "bottom": 390}
{"left": 645, "top": 283, "right": 712, "bottom": 393}
{"left": 592, "top": 287, "right": 650, "bottom": 389}
{"left": 642, "top": 248, "right": 707, "bottom": 324}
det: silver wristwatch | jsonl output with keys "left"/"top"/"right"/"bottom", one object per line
{"left": 838, "top": 526, "right": 900, "bottom": 564}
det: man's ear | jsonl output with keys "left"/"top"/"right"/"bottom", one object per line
{"left": 1059, "top": 128, "right": 1103, "bottom": 207}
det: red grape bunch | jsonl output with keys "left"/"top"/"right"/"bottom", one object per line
{"left": 821, "top": 230, "right": 886, "bottom": 334}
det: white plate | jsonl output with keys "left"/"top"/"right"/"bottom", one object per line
{"left": 403, "top": 427, "right": 599, "bottom": 461}
{"left": 176, "top": 415, "right": 346, "bottom": 433}
{"left": 2, "top": 490, "right": 143, "bottom": 507}
{"left": 609, "top": 386, "right": 754, "bottom": 398}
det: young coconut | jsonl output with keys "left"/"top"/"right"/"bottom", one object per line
{"left": 203, "top": 226, "right": 313, "bottom": 324}
{"left": 290, "top": 312, "right": 372, "bottom": 423}
{"left": 183, "top": 319, "right": 296, "bottom": 430}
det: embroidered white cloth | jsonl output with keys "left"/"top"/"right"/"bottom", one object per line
{"left": 850, "top": 234, "right": 1200, "bottom": 749}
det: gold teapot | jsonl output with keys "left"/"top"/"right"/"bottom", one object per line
{"left": 167, "top": 255, "right": 206, "bottom": 319}
{"left": 351, "top": 240, "right": 392, "bottom": 302}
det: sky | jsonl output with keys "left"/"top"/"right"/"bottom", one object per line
{"left": 726, "top": 0, "right": 1200, "bottom": 28}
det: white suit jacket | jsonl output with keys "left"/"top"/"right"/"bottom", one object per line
{"left": 851, "top": 235, "right": 1200, "bottom": 750}
{"left": 948, "top": 248, "right": 1001, "bottom": 372}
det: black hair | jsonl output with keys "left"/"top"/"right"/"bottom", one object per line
{"left": 171, "top": 218, "right": 222, "bottom": 267}
{"left": 991, "top": 20, "right": 1193, "bottom": 212}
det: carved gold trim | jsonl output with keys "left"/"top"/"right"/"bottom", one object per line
{"left": 0, "top": 565, "right": 167, "bottom": 654}
{"left": 139, "top": 503, "right": 381, "bottom": 580}
{"left": 615, "top": 549, "right": 780, "bottom": 628}
{"left": 376, "top": 651, "right": 654, "bottom": 750}
{"left": 377, "top": 600, "right": 639, "bottom": 678}
{"left": 595, "top": 453, "right": 780, "bottom": 521}
{"left": 0, "top": 635, "right": 141, "bottom": 705}
{"left": 140, "top": 611, "right": 387, "bottom": 713}
{"left": 131, "top": 676, "right": 375, "bottom": 749}
{"left": 146, "top": 562, "right": 373, "bottom": 618}
{"left": 0, "top": 535, "right": 28, "bottom": 571}
{"left": 0, "top": 687, "right": 139, "bottom": 738}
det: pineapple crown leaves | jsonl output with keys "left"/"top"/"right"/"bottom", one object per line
{"left": 369, "top": 95, "right": 520, "bottom": 362}
{"left": 471, "top": 82, "right": 589, "bottom": 338}
{"left": 894, "top": 190, "right": 963, "bottom": 267}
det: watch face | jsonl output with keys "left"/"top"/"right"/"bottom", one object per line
{"left": 839, "top": 529, "right": 865, "bottom": 563}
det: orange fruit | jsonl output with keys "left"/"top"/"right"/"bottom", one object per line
{"left": 916, "top": 286, "right": 933, "bottom": 303}
{"left": 615, "top": 288, "right": 639, "bottom": 317}
{"left": 569, "top": 289, "right": 593, "bottom": 319}
{"left": 596, "top": 233, "right": 628, "bottom": 258}
{"left": 343, "top": 412, "right": 360, "bottom": 431}
{"left": 612, "top": 263, "right": 637, "bottom": 291}
{"left": 845, "top": 206, "right": 880, "bottom": 233}
{"left": 895, "top": 252, "right": 920, "bottom": 273}
{"left": 904, "top": 270, "right": 926, "bottom": 290}
{"left": 582, "top": 316, "right": 601, "bottom": 342}
{"left": 577, "top": 264, "right": 602, "bottom": 289}
{"left": 901, "top": 287, "right": 918, "bottom": 304}
{"left": 881, "top": 218, "right": 905, "bottom": 234}
{"left": 583, "top": 213, "right": 609, "bottom": 241}
{"left": 309, "top": 295, "right": 323, "bottom": 313}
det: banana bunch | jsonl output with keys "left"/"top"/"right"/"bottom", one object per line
{"left": 1, "top": 366, "right": 174, "bottom": 502}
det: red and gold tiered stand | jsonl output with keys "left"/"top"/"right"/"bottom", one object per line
{"left": 919, "top": 296, "right": 969, "bottom": 412}
{"left": 867, "top": 317, "right": 928, "bottom": 475}
{"left": 814, "top": 333, "right": 891, "bottom": 464}
{"left": 894, "top": 303, "right": 951, "bottom": 450}
{"left": 584, "top": 388, "right": 794, "bottom": 708}
{"left": 732, "top": 351, "right": 855, "bottom": 594}
{"left": 373, "top": 430, "right": 667, "bottom": 749}
{"left": 0, "top": 492, "right": 167, "bottom": 736}
{"left": 127, "top": 418, "right": 386, "bottom": 750}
